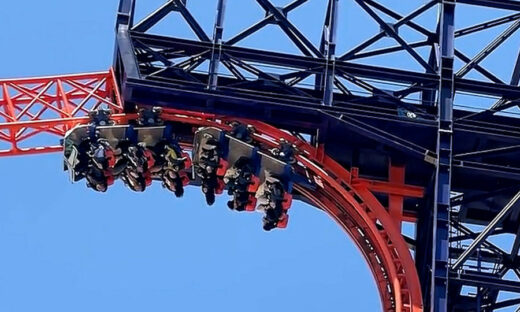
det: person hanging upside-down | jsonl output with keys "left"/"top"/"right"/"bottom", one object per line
{"left": 86, "top": 166, "right": 113, "bottom": 193}
{"left": 71, "top": 137, "right": 93, "bottom": 181}
{"left": 150, "top": 140, "right": 190, "bottom": 198}
{"left": 227, "top": 191, "right": 251, "bottom": 211}
{"left": 224, "top": 157, "right": 256, "bottom": 212}
{"left": 161, "top": 169, "right": 185, "bottom": 198}
{"left": 195, "top": 134, "right": 222, "bottom": 205}
{"left": 256, "top": 173, "right": 288, "bottom": 231}
{"left": 121, "top": 142, "right": 155, "bottom": 192}
{"left": 126, "top": 142, "right": 155, "bottom": 173}
{"left": 89, "top": 138, "right": 116, "bottom": 170}
{"left": 121, "top": 167, "right": 148, "bottom": 192}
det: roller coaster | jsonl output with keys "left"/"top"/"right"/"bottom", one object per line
{"left": 3, "top": 1, "right": 520, "bottom": 311}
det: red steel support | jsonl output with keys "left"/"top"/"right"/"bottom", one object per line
{"left": 389, "top": 163, "right": 406, "bottom": 229}
{"left": 0, "top": 70, "right": 124, "bottom": 157}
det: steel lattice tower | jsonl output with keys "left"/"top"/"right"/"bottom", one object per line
{"left": 3, "top": 1, "right": 520, "bottom": 311}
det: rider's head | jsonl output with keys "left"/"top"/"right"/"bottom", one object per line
{"left": 96, "top": 183, "right": 107, "bottom": 192}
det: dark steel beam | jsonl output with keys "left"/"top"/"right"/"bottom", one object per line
{"left": 454, "top": 49, "right": 505, "bottom": 84}
{"left": 353, "top": 0, "right": 435, "bottom": 73}
{"left": 130, "top": 33, "right": 520, "bottom": 99}
{"left": 350, "top": 40, "right": 432, "bottom": 61}
{"left": 431, "top": 2, "right": 455, "bottom": 311}
{"left": 208, "top": 0, "right": 227, "bottom": 90}
{"left": 449, "top": 247, "right": 504, "bottom": 264}
{"left": 339, "top": 0, "right": 437, "bottom": 61}
{"left": 452, "top": 190, "right": 520, "bottom": 270}
{"left": 349, "top": 12, "right": 520, "bottom": 62}
{"left": 361, "top": 0, "right": 434, "bottom": 37}
{"left": 116, "top": 0, "right": 136, "bottom": 27}
{"left": 456, "top": 0, "right": 520, "bottom": 11}
{"left": 449, "top": 229, "right": 506, "bottom": 243}
{"left": 511, "top": 49, "right": 520, "bottom": 86}
{"left": 322, "top": 111, "right": 432, "bottom": 160}
{"left": 456, "top": 19, "right": 520, "bottom": 79}
{"left": 455, "top": 13, "right": 520, "bottom": 37}
{"left": 451, "top": 272, "right": 520, "bottom": 293}
{"left": 175, "top": 1, "right": 210, "bottom": 42}
{"left": 453, "top": 161, "right": 520, "bottom": 181}
{"left": 454, "top": 144, "right": 520, "bottom": 160}
{"left": 132, "top": 1, "right": 174, "bottom": 33}
{"left": 318, "top": 0, "right": 338, "bottom": 106}
{"left": 256, "top": 0, "right": 322, "bottom": 57}
{"left": 487, "top": 298, "right": 520, "bottom": 310}
{"left": 421, "top": 46, "right": 439, "bottom": 107}
{"left": 511, "top": 225, "right": 520, "bottom": 262}
{"left": 225, "top": 0, "right": 306, "bottom": 46}
{"left": 116, "top": 29, "right": 140, "bottom": 85}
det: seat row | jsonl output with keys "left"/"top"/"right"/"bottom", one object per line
{"left": 63, "top": 116, "right": 295, "bottom": 231}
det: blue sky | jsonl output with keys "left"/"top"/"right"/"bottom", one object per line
{"left": 1, "top": 1, "right": 520, "bottom": 312}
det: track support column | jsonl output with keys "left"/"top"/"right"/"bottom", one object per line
{"left": 115, "top": 0, "right": 139, "bottom": 112}
{"left": 208, "top": 0, "right": 227, "bottom": 90}
{"left": 431, "top": 2, "right": 455, "bottom": 311}
{"left": 317, "top": 0, "right": 339, "bottom": 106}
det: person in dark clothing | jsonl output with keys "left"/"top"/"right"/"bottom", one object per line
{"left": 228, "top": 122, "right": 254, "bottom": 144}
{"left": 201, "top": 175, "right": 218, "bottom": 205}
{"left": 71, "top": 137, "right": 93, "bottom": 181}
{"left": 90, "top": 138, "right": 115, "bottom": 170}
{"left": 86, "top": 166, "right": 109, "bottom": 193}
{"left": 152, "top": 140, "right": 190, "bottom": 198}
{"left": 224, "top": 157, "right": 257, "bottom": 211}
{"left": 126, "top": 143, "right": 155, "bottom": 174}
{"left": 154, "top": 140, "right": 186, "bottom": 170}
{"left": 121, "top": 167, "right": 148, "bottom": 192}
{"left": 120, "top": 142, "right": 156, "bottom": 192}
{"left": 162, "top": 169, "right": 185, "bottom": 198}
{"left": 227, "top": 191, "right": 250, "bottom": 211}
{"left": 195, "top": 133, "right": 222, "bottom": 206}
{"left": 256, "top": 173, "right": 288, "bottom": 231}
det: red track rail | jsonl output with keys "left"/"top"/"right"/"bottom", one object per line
{"left": 0, "top": 72, "right": 424, "bottom": 311}
{"left": 159, "top": 111, "right": 424, "bottom": 312}
{"left": 242, "top": 118, "right": 423, "bottom": 312}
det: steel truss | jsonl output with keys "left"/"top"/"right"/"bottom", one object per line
{"left": 3, "top": 0, "right": 520, "bottom": 311}
{"left": 0, "top": 71, "right": 125, "bottom": 156}
{"left": 112, "top": 1, "right": 520, "bottom": 311}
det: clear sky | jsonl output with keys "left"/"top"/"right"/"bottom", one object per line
{"left": 1, "top": 1, "right": 520, "bottom": 312}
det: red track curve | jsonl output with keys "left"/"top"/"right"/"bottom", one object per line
{"left": 158, "top": 110, "right": 423, "bottom": 312}
{"left": 0, "top": 70, "right": 424, "bottom": 310}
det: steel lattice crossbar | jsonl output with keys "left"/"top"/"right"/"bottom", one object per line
{"left": 0, "top": 71, "right": 124, "bottom": 156}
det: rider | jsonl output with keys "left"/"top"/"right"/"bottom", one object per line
{"left": 162, "top": 169, "right": 185, "bottom": 198}
{"left": 86, "top": 166, "right": 111, "bottom": 193}
{"left": 228, "top": 122, "right": 254, "bottom": 144}
{"left": 111, "top": 139, "right": 132, "bottom": 177}
{"left": 90, "top": 138, "right": 115, "bottom": 170}
{"left": 195, "top": 133, "right": 222, "bottom": 205}
{"left": 224, "top": 157, "right": 256, "bottom": 211}
{"left": 154, "top": 139, "right": 189, "bottom": 198}
{"left": 256, "top": 173, "right": 287, "bottom": 231}
{"left": 122, "top": 142, "right": 155, "bottom": 192}
{"left": 82, "top": 136, "right": 116, "bottom": 192}
{"left": 71, "top": 137, "right": 93, "bottom": 181}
